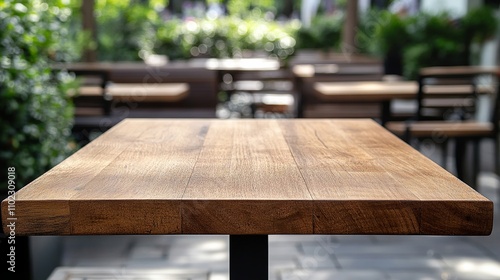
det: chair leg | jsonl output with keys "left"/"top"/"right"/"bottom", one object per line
{"left": 496, "top": 135, "right": 500, "bottom": 177}
{"left": 472, "top": 139, "right": 480, "bottom": 190}
{"left": 442, "top": 140, "right": 448, "bottom": 169}
{"left": 495, "top": 135, "right": 500, "bottom": 198}
{"left": 455, "top": 138, "right": 466, "bottom": 182}
{"left": 403, "top": 125, "right": 412, "bottom": 143}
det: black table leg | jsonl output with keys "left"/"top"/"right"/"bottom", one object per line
{"left": 455, "top": 137, "right": 466, "bottom": 182}
{"left": 381, "top": 100, "right": 391, "bottom": 126}
{"left": 0, "top": 234, "right": 31, "bottom": 280}
{"left": 230, "top": 235, "right": 268, "bottom": 280}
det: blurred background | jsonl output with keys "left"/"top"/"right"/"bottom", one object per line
{"left": 1, "top": 0, "right": 500, "bottom": 279}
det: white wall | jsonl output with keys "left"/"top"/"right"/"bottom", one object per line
{"left": 358, "top": 0, "right": 370, "bottom": 14}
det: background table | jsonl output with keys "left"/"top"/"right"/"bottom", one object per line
{"left": 204, "top": 58, "right": 295, "bottom": 117}
{"left": 314, "top": 81, "right": 418, "bottom": 124}
{"left": 314, "top": 81, "right": 418, "bottom": 101}
{"left": 2, "top": 119, "right": 493, "bottom": 279}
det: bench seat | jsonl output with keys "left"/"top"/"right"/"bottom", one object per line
{"left": 386, "top": 121, "right": 494, "bottom": 138}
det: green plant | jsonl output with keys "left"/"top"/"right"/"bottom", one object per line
{"left": 460, "top": 6, "right": 498, "bottom": 64}
{"left": 295, "top": 14, "right": 343, "bottom": 51}
{"left": 403, "top": 12, "right": 465, "bottom": 78}
{"left": 225, "top": 0, "right": 276, "bottom": 18}
{"left": 155, "top": 17, "right": 299, "bottom": 61}
{"left": 371, "top": 11, "right": 410, "bottom": 55}
{"left": 0, "top": 0, "right": 78, "bottom": 193}
{"left": 95, "top": 0, "right": 164, "bottom": 61}
{"left": 356, "top": 9, "right": 382, "bottom": 54}
{"left": 364, "top": 7, "right": 498, "bottom": 79}
{"left": 154, "top": 18, "right": 186, "bottom": 59}
{"left": 462, "top": 6, "right": 498, "bottom": 43}
{"left": 403, "top": 7, "right": 497, "bottom": 79}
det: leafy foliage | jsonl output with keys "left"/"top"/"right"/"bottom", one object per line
{"left": 295, "top": 14, "right": 343, "bottom": 51}
{"left": 356, "top": 9, "right": 383, "bottom": 54}
{"left": 372, "top": 11, "right": 410, "bottom": 54}
{"left": 461, "top": 6, "right": 498, "bottom": 43}
{"left": 154, "top": 17, "right": 299, "bottom": 61}
{"left": 226, "top": 0, "right": 275, "bottom": 17}
{"left": 0, "top": 0, "right": 78, "bottom": 192}
{"left": 205, "top": 0, "right": 276, "bottom": 17}
{"left": 402, "top": 13, "right": 466, "bottom": 78}
{"left": 82, "top": 1, "right": 341, "bottom": 62}
{"left": 362, "top": 7, "right": 498, "bottom": 79}
{"left": 94, "top": 0, "right": 290, "bottom": 61}
{"left": 94, "top": 0, "right": 164, "bottom": 61}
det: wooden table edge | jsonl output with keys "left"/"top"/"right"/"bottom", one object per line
{"left": 2, "top": 198, "right": 493, "bottom": 236}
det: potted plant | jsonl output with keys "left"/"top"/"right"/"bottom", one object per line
{"left": 461, "top": 6, "right": 498, "bottom": 64}
{"left": 403, "top": 12, "right": 465, "bottom": 79}
{"left": 295, "top": 14, "right": 343, "bottom": 54}
{"left": 370, "top": 10, "right": 410, "bottom": 75}
{"left": 403, "top": 7, "right": 497, "bottom": 79}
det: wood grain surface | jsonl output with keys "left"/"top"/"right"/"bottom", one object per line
{"left": 1, "top": 119, "right": 493, "bottom": 235}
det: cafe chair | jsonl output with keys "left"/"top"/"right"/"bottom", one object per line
{"left": 68, "top": 71, "right": 112, "bottom": 143}
{"left": 385, "top": 66, "right": 500, "bottom": 189}
{"left": 293, "top": 63, "right": 384, "bottom": 118}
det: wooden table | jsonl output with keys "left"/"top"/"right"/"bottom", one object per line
{"left": 205, "top": 58, "right": 282, "bottom": 89}
{"left": 291, "top": 63, "right": 385, "bottom": 118}
{"left": 314, "top": 81, "right": 418, "bottom": 101}
{"left": 2, "top": 119, "right": 492, "bottom": 279}
{"left": 204, "top": 58, "right": 280, "bottom": 72}
{"left": 205, "top": 58, "right": 288, "bottom": 117}
{"left": 314, "top": 81, "right": 418, "bottom": 124}
{"left": 106, "top": 83, "right": 189, "bottom": 102}
{"left": 292, "top": 64, "right": 383, "bottom": 78}
{"left": 420, "top": 65, "right": 500, "bottom": 77}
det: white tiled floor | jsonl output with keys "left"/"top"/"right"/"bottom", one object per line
{"left": 59, "top": 235, "right": 229, "bottom": 279}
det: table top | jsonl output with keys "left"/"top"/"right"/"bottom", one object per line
{"left": 52, "top": 60, "right": 212, "bottom": 72}
{"left": 2, "top": 119, "right": 492, "bottom": 236}
{"left": 314, "top": 81, "right": 419, "bottom": 101}
{"left": 204, "top": 58, "right": 281, "bottom": 71}
{"left": 54, "top": 59, "right": 281, "bottom": 74}
{"left": 420, "top": 66, "right": 500, "bottom": 77}
{"left": 292, "top": 64, "right": 383, "bottom": 78}
{"left": 106, "top": 83, "right": 189, "bottom": 102}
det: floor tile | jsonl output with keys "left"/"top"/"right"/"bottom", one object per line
{"left": 336, "top": 256, "right": 446, "bottom": 272}
{"left": 296, "top": 255, "right": 338, "bottom": 269}
{"left": 279, "top": 269, "right": 387, "bottom": 280}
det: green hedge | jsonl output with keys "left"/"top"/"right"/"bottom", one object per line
{"left": 154, "top": 17, "right": 300, "bottom": 61}
{"left": 360, "top": 7, "right": 498, "bottom": 79}
{"left": 91, "top": 2, "right": 343, "bottom": 62}
{"left": 0, "top": 0, "right": 78, "bottom": 193}
{"left": 154, "top": 15, "right": 346, "bottom": 61}
{"left": 295, "top": 14, "right": 343, "bottom": 51}
{"left": 95, "top": 0, "right": 163, "bottom": 61}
